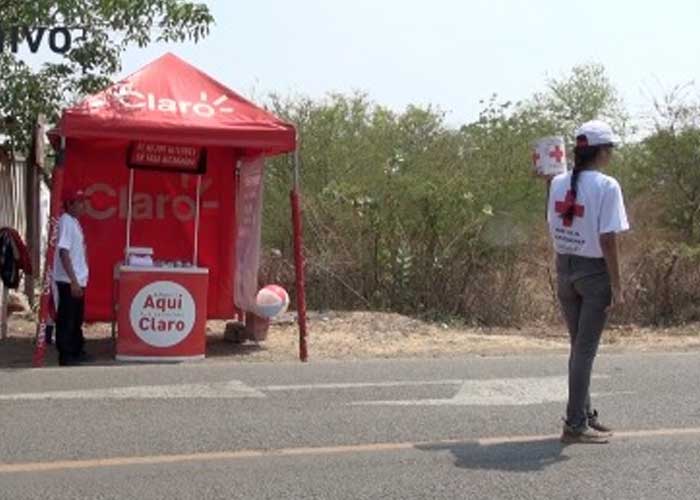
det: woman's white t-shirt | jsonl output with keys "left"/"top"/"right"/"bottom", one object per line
{"left": 53, "top": 213, "right": 89, "bottom": 287}
{"left": 547, "top": 170, "right": 630, "bottom": 258}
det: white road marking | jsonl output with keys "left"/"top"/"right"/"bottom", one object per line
{"left": 351, "top": 375, "right": 621, "bottom": 406}
{"left": 0, "top": 381, "right": 265, "bottom": 401}
{"left": 0, "top": 375, "right": 622, "bottom": 405}
{"left": 260, "top": 380, "right": 464, "bottom": 391}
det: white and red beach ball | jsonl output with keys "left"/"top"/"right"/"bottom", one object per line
{"left": 255, "top": 285, "right": 290, "bottom": 319}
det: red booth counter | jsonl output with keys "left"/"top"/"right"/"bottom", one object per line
{"left": 115, "top": 266, "right": 208, "bottom": 362}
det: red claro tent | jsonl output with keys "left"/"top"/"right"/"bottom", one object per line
{"left": 33, "top": 53, "right": 309, "bottom": 365}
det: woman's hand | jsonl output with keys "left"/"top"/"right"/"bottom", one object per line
{"left": 532, "top": 171, "right": 555, "bottom": 182}
{"left": 607, "top": 286, "right": 624, "bottom": 313}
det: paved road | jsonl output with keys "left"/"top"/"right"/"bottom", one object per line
{"left": 1, "top": 353, "right": 699, "bottom": 499}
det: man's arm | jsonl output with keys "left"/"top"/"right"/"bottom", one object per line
{"left": 59, "top": 249, "right": 83, "bottom": 298}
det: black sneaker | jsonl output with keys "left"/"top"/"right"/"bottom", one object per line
{"left": 588, "top": 410, "right": 613, "bottom": 436}
{"left": 77, "top": 352, "right": 96, "bottom": 363}
{"left": 561, "top": 423, "right": 610, "bottom": 444}
{"left": 59, "top": 356, "right": 81, "bottom": 367}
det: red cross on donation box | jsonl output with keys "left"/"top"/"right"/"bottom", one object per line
{"left": 549, "top": 145, "right": 564, "bottom": 163}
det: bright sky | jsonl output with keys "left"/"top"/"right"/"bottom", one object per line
{"left": 24, "top": 0, "right": 700, "bottom": 126}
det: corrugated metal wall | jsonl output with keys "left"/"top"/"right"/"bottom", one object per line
{"left": 0, "top": 157, "right": 26, "bottom": 235}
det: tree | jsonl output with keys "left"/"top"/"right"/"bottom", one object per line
{"left": 0, "top": 0, "right": 214, "bottom": 152}
{"left": 636, "top": 87, "right": 700, "bottom": 242}
{"left": 260, "top": 64, "right": 634, "bottom": 321}
{"left": 530, "top": 63, "right": 629, "bottom": 138}
{"left": 644, "top": 128, "right": 700, "bottom": 241}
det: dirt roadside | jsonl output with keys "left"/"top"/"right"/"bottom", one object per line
{"left": 1, "top": 311, "right": 699, "bottom": 368}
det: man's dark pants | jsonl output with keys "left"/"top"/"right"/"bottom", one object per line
{"left": 556, "top": 254, "right": 612, "bottom": 431}
{"left": 56, "top": 282, "right": 85, "bottom": 363}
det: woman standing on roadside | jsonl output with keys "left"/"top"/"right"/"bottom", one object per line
{"left": 546, "top": 120, "right": 629, "bottom": 444}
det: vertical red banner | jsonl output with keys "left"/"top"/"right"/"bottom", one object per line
{"left": 33, "top": 154, "right": 65, "bottom": 367}
{"left": 233, "top": 156, "right": 265, "bottom": 312}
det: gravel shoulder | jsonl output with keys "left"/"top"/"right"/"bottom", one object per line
{"left": 1, "top": 311, "right": 699, "bottom": 368}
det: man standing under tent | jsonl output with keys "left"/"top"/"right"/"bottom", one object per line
{"left": 53, "top": 188, "right": 93, "bottom": 366}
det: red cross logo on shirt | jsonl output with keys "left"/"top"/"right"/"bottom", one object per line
{"left": 555, "top": 190, "right": 585, "bottom": 227}
{"left": 549, "top": 145, "right": 564, "bottom": 164}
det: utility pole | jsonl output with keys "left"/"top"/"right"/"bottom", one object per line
{"left": 24, "top": 116, "right": 45, "bottom": 308}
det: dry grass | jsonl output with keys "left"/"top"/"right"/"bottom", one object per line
{"left": 1, "top": 311, "right": 699, "bottom": 368}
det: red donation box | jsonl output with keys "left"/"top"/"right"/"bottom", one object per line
{"left": 116, "top": 267, "right": 209, "bottom": 361}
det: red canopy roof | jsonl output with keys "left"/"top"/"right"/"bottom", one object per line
{"left": 54, "top": 53, "right": 296, "bottom": 155}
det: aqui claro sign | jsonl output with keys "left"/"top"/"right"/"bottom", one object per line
{"left": 129, "top": 281, "right": 196, "bottom": 348}
{"left": 0, "top": 25, "right": 83, "bottom": 55}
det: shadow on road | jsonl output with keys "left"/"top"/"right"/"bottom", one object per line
{"left": 417, "top": 437, "right": 569, "bottom": 472}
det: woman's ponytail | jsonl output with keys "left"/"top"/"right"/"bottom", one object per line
{"left": 562, "top": 135, "right": 599, "bottom": 224}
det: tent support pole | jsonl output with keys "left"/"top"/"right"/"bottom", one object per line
{"left": 125, "top": 169, "right": 134, "bottom": 261}
{"left": 233, "top": 159, "right": 242, "bottom": 322}
{"left": 194, "top": 174, "right": 202, "bottom": 266}
{"left": 290, "top": 144, "right": 308, "bottom": 362}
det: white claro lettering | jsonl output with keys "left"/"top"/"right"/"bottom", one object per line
{"left": 90, "top": 85, "right": 235, "bottom": 118}
{"left": 84, "top": 177, "right": 218, "bottom": 221}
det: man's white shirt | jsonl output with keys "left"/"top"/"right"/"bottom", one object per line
{"left": 53, "top": 213, "right": 89, "bottom": 287}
